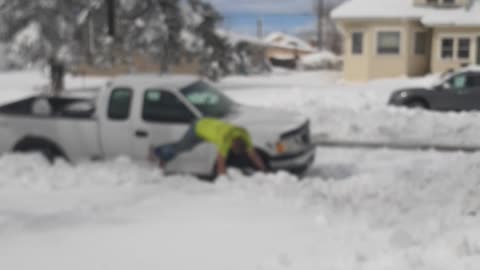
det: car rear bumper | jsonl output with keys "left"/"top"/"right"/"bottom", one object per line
{"left": 269, "top": 147, "right": 316, "bottom": 171}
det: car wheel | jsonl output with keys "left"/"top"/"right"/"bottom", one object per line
{"left": 406, "top": 99, "right": 428, "bottom": 109}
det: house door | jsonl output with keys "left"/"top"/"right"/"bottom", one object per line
{"left": 477, "top": 37, "right": 480, "bottom": 65}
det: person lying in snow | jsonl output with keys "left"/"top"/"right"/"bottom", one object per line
{"left": 151, "top": 118, "right": 267, "bottom": 175}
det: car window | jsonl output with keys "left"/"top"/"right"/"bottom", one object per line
{"left": 108, "top": 88, "right": 132, "bottom": 120}
{"left": 452, "top": 74, "right": 467, "bottom": 89}
{"left": 142, "top": 89, "right": 196, "bottom": 123}
{"left": 447, "top": 73, "right": 475, "bottom": 93}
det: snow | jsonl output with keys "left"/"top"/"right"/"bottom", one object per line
{"left": 264, "top": 32, "right": 316, "bottom": 52}
{"left": 299, "top": 51, "right": 341, "bottom": 70}
{"left": 422, "top": 0, "right": 480, "bottom": 26}
{"left": 2, "top": 70, "right": 480, "bottom": 269}
{"left": 219, "top": 70, "right": 480, "bottom": 147}
{"left": 332, "top": 0, "right": 480, "bottom": 26}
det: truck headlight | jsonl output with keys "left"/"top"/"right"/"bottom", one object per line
{"left": 276, "top": 142, "right": 287, "bottom": 154}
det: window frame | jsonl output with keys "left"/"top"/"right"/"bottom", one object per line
{"left": 351, "top": 32, "right": 363, "bottom": 55}
{"left": 141, "top": 89, "right": 198, "bottom": 124}
{"left": 107, "top": 87, "right": 133, "bottom": 121}
{"left": 376, "top": 31, "right": 401, "bottom": 55}
{"left": 457, "top": 37, "right": 471, "bottom": 59}
{"left": 440, "top": 37, "right": 454, "bottom": 60}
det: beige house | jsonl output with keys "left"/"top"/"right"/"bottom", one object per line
{"left": 332, "top": 0, "right": 480, "bottom": 81}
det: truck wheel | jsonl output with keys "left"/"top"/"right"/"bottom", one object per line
{"left": 19, "top": 145, "right": 59, "bottom": 163}
{"left": 13, "top": 138, "right": 67, "bottom": 164}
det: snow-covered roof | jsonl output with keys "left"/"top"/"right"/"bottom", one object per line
{"left": 422, "top": 1, "right": 480, "bottom": 26}
{"left": 110, "top": 74, "right": 200, "bottom": 90}
{"left": 331, "top": 0, "right": 480, "bottom": 27}
{"left": 263, "top": 32, "right": 316, "bottom": 52}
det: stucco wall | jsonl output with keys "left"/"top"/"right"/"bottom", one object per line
{"left": 406, "top": 22, "right": 431, "bottom": 76}
{"left": 340, "top": 21, "right": 370, "bottom": 81}
{"left": 431, "top": 27, "right": 480, "bottom": 73}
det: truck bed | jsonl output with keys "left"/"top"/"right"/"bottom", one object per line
{"left": 0, "top": 96, "right": 96, "bottom": 119}
{"left": 0, "top": 95, "right": 101, "bottom": 162}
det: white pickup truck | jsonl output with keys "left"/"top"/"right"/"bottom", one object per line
{"left": 0, "top": 75, "right": 315, "bottom": 178}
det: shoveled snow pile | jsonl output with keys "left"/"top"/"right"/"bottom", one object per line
{"left": 1, "top": 148, "right": 480, "bottom": 269}
{"left": 220, "top": 70, "right": 480, "bottom": 147}
{"left": 299, "top": 51, "right": 341, "bottom": 70}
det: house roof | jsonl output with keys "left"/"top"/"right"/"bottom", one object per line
{"left": 331, "top": 0, "right": 480, "bottom": 27}
{"left": 263, "top": 32, "right": 316, "bottom": 52}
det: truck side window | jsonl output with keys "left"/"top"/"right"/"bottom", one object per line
{"left": 108, "top": 88, "right": 133, "bottom": 120}
{"left": 142, "top": 90, "right": 195, "bottom": 123}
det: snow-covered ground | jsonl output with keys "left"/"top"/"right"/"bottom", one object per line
{"left": 220, "top": 70, "right": 480, "bottom": 146}
{"left": 1, "top": 70, "right": 480, "bottom": 270}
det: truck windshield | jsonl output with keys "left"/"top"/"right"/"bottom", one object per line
{"left": 180, "top": 81, "right": 235, "bottom": 118}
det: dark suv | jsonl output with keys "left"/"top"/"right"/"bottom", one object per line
{"left": 389, "top": 68, "right": 480, "bottom": 111}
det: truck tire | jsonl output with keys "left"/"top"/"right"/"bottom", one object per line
{"left": 13, "top": 137, "right": 67, "bottom": 164}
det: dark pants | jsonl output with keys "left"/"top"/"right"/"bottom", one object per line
{"left": 154, "top": 123, "right": 202, "bottom": 163}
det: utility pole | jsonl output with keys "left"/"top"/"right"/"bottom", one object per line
{"left": 106, "top": 0, "right": 116, "bottom": 39}
{"left": 257, "top": 18, "right": 263, "bottom": 39}
{"left": 317, "top": 0, "right": 325, "bottom": 49}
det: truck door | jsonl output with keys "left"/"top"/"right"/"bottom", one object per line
{"left": 131, "top": 89, "right": 217, "bottom": 174}
{"left": 100, "top": 87, "right": 135, "bottom": 158}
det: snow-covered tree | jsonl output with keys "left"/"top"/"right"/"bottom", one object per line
{"left": 0, "top": 0, "right": 236, "bottom": 91}
{"left": 184, "top": 0, "right": 233, "bottom": 80}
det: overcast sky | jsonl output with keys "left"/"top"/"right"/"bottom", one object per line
{"left": 205, "top": 0, "right": 341, "bottom": 36}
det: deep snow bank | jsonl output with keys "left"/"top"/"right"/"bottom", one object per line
{"left": 1, "top": 149, "right": 480, "bottom": 269}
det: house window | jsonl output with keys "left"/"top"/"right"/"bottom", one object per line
{"left": 458, "top": 38, "right": 471, "bottom": 59}
{"left": 415, "top": 32, "right": 427, "bottom": 55}
{"left": 377, "top": 31, "right": 401, "bottom": 55}
{"left": 443, "top": 0, "right": 455, "bottom": 5}
{"left": 352, "top": 32, "right": 363, "bottom": 55}
{"left": 441, "top": 38, "right": 454, "bottom": 59}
